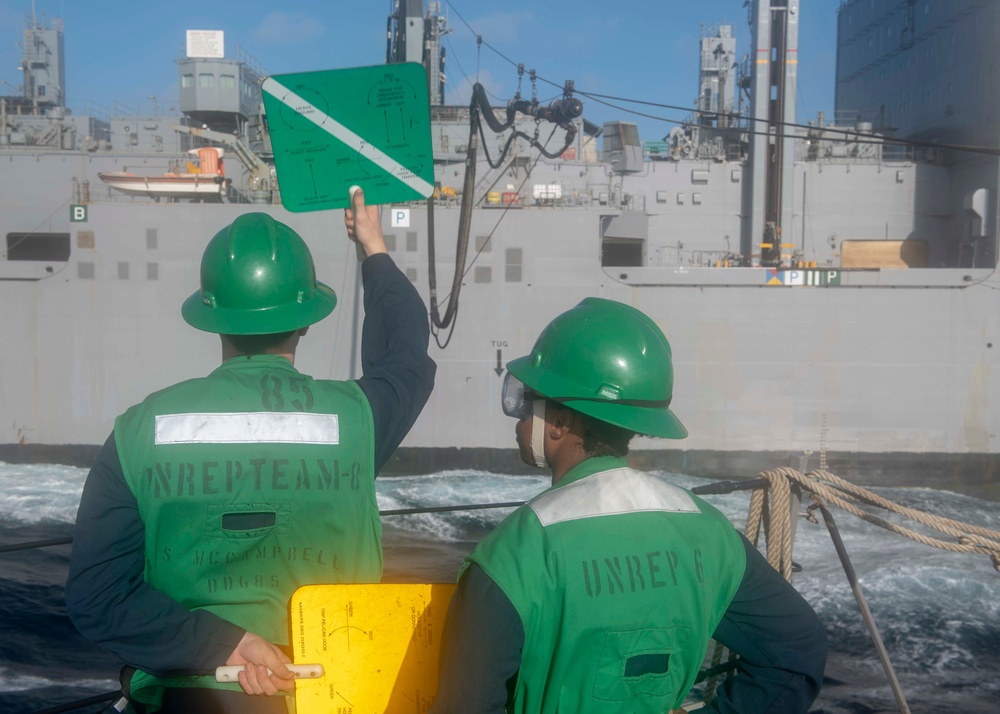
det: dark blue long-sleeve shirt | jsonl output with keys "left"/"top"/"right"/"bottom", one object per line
{"left": 65, "top": 253, "right": 435, "bottom": 676}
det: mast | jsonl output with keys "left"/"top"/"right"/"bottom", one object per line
{"left": 744, "top": 0, "right": 799, "bottom": 266}
{"left": 698, "top": 24, "right": 736, "bottom": 128}
{"left": 20, "top": 9, "right": 66, "bottom": 114}
{"left": 386, "top": 0, "right": 448, "bottom": 106}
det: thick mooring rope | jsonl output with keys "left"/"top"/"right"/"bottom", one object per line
{"left": 775, "top": 469, "right": 1000, "bottom": 572}
{"left": 745, "top": 468, "right": 799, "bottom": 579}
{"left": 700, "top": 467, "right": 1000, "bottom": 709}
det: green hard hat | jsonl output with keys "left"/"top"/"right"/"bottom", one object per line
{"left": 506, "top": 297, "right": 687, "bottom": 439}
{"left": 182, "top": 213, "right": 336, "bottom": 334}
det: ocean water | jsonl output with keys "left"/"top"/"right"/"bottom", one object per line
{"left": 1, "top": 463, "right": 998, "bottom": 714}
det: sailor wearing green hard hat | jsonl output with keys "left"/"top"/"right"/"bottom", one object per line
{"left": 181, "top": 211, "right": 338, "bottom": 336}
{"left": 501, "top": 297, "right": 687, "bottom": 474}
{"left": 66, "top": 188, "right": 436, "bottom": 713}
{"left": 432, "top": 299, "right": 827, "bottom": 714}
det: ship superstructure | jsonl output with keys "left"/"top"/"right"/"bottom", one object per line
{"left": 0, "top": 1, "right": 997, "bottom": 496}
{"left": 835, "top": 0, "right": 999, "bottom": 270}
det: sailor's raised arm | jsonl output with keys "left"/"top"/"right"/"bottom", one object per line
{"left": 347, "top": 187, "right": 436, "bottom": 474}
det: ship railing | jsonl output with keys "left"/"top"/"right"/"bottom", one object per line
{"left": 431, "top": 105, "right": 471, "bottom": 123}
{"left": 881, "top": 143, "right": 914, "bottom": 162}
{"left": 8, "top": 471, "right": 1000, "bottom": 714}
{"left": 429, "top": 105, "right": 520, "bottom": 129}
{"left": 111, "top": 100, "right": 140, "bottom": 118}
{"left": 64, "top": 100, "right": 112, "bottom": 124}
{"left": 233, "top": 45, "right": 269, "bottom": 79}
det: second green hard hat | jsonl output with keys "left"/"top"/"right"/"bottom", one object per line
{"left": 182, "top": 213, "right": 337, "bottom": 335}
{"left": 506, "top": 297, "right": 688, "bottom": 439}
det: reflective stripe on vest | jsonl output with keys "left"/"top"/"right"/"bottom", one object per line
{"left": 155, "top": 411, "right": 340, "bottom": 444}
{"left": 530, "top": 468, "right": 699, "bottom": 526}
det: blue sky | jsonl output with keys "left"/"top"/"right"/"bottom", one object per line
{"left": 0, "top": 0, "right": 839, "bottom": 141}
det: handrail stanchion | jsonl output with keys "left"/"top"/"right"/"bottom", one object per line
{"left": 812, "top": 499, "right": 911, "bottom": 714}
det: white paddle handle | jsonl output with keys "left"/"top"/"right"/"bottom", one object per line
{"left": 215, "top": 663, "right": 324, "bottom": 683}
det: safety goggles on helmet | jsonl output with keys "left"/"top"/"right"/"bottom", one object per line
{"left": 501, "top": 373, "right": 539, "bottom": 419}
{"left": 503, "top": 371, "right": 675, "bottom": 420}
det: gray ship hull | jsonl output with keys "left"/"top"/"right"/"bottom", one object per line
{"left": 1, "top": 160, "right": 997, "bottom": 497}
{"left": 2, "top": 0, "right": 998, "bottom": 499}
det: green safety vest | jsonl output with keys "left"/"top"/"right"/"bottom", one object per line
{"left": 115, "top": 354, "right": 380, "bottom": 706}
{"left": 467, "top": 456, "right": 747, "bottom": 714}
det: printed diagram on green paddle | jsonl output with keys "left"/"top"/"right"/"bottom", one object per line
{"left": 262, "top": 63, "right": 435, "bottom": 212}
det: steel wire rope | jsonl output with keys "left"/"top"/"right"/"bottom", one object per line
{"left": 443, "top": 7, "right": 1000, "bottom": 158}
{"left": 955, "top": 263, "right": 1000, "bottom": 290}
{"left": 440, "top": 2, "right": 483, "bottom": 82}
{"left": 0, "top": 500, "right": 531, "bottom": 554}
{"left": 445, "top": 2, "right": 523, "bottom": 76}
{"left": 544, "top": 56, "right": 1000, "bottom": 157}
{"left": 438, "top": 7, "right": 1000, "bottom": 312}
{"left": 326, "top": 216, "right": 363, "bottom": 379}
{"left": 443, "top": 34, "right": 504, "bottom": 104}
{"left": 428, "top": 125, "right": 558, "bottom": 349}
{"left": 445, "top": 29, "right": 1000, "bottom": 276}
{"left": 442, "top": 34, "right": 474, "bottom": 92}
{"left": 796, "top": 72, "right": 810, "bottom": 128}
{"left": 28, "top": 257, "right": 70, "bottom": 282}
{"left": 575, "top": 88, "right": 1000, "bottom": 158}
{"left": 966, "top": 272, "right": 1000, "bottom": 289}
{"left": 424, "top": 68, "right": 576, "bottom": 346}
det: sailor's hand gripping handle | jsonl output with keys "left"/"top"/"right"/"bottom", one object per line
{"left": 215, "top": 663, "right": 324, "bottom": 683}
